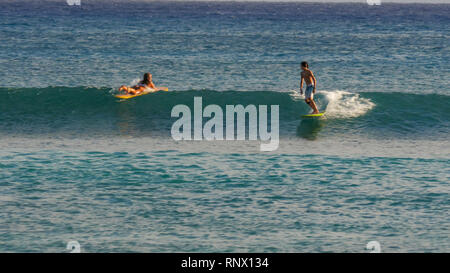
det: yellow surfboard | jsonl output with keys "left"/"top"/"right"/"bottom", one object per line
{"left": 115, "top": 87, "right": 169, "bottom": 99}
{"left": 301, "top": 112, "right": 325, "bottom": 118}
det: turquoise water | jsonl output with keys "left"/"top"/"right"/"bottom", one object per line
{"left": 1, "top": 151, "right": 448, "bottom": 252}
{"left": 0, "top": 1, "right": 449, "bottom": 252}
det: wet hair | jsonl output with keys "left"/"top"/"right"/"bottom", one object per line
{"left": 301, "top": 61, "right": 309, "bottom": 68}
{"left": 141, "top": 73, "right": 152, "bottom": 85}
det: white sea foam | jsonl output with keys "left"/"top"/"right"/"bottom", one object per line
{"left": 323, "top": 90, "right": 375, "bottom": 119}
{"left": 289, "top": 89, "right": 375, "bottom": 118}
{"left": 288, "top": 89, "right": 304, "bottom": 101}
{"left": 130, "top": 78, "right": 141, "bottom": 86}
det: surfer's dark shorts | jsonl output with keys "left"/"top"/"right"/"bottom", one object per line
{"left": 305, "top": 85, "right": 314, "bottom": 100}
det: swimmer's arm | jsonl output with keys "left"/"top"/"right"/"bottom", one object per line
{"left": 148, "top": 81, "right": 156, "bottom": 89}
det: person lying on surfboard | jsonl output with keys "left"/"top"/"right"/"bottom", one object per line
{"left": 119, "top": 72, "right": 156, "bottom": 95}
{"left": 300, "top": 61, "right": 320, "bottom": 114}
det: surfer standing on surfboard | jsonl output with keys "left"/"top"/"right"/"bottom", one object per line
{"left": 300, "top": 62, "right": 320, "bottom": 114}
{"left": 119, "top": 72, "right": 156, "bottom": 95}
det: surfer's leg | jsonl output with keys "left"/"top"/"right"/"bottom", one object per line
{"left": 305, "top": 98, "right": 319, "bottom": 114}
{"left": 305, "top": 98, "right": 314, "bottom": 111}
{"left": 119, "top": 85, "right": 136, "bottom": 94}
{"left": 304, "top": 86, "right": 317, "bottom": 112}
{"left": 310, "top": 99, "right": 319, "bottom": 114}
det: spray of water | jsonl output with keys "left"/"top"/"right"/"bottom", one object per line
{"left": 323, "top": 90, "right": 375, "bottom": 119}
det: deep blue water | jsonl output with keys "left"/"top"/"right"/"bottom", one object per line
{"left": 0, "top": 1, "right": 449, "bottom": 252}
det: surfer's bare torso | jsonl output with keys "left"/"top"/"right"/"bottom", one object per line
{"left": 301, "top": 69, "right": 315, "bottom": 86}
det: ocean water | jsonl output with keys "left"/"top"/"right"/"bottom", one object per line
{"left": 0, "top": 1, "right": 449, "bottom": 252}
